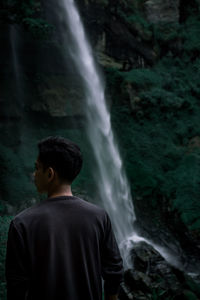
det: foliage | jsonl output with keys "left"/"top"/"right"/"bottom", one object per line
{"left": 0, "top": 0, "right": 53, "bottom": 38}
{"left": 181, "top": 16, "right": 200, "bottom": 55}
{"left": 107, "top": 37, "right": 200, "bottom": 231}
{"left": 0, "top": 216, "right": 13, "bottom": 300}
{"left": 123, "top": 68, "right": 162, "bottom": 88}
{"left": 0, "top": 144, "right": 35, "bottom": 208}
{"left": 22, "top": 17, "right": 53, "bottom": 38}
{"left": 152, "top": 22, "right": 181, "bottom": 44}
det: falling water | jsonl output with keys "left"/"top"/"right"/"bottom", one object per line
{"left": 57, "top": 0, "right": 135, "bottom": 265}
{"left": 57, "top": 0, "right": 186, "bottom": 269}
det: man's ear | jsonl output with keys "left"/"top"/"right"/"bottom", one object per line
{"left": 47, "top": 167, "right": 55, "bottom": 181}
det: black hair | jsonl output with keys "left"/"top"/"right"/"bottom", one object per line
{"left": 38, "top": 136, "right": 83, "bottom": 183}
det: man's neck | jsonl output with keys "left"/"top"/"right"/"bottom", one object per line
{"left": 47, "top": 184, "right": 72, "bottom": 198}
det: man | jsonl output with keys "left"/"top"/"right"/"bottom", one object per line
{"left": 6, "top": 136, "right": 123, "bottom": 300}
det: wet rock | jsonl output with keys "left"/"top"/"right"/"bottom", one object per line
{"left": 100, "top": 16, "right": 157, "bottom": 69}
{"left": 31, "top": 76, "right": 84, "bottom": 117}
{"left": 126, "top": 83, "right": 142, "bottom": 113}
{"left": 95, "top": 33, "right": 123, "bottom": 69}
{"left": 119, "top": 241, "right": 200, "bottom": 300}
{"left": 144, "top": 0, "right": 180, "bottom": 24}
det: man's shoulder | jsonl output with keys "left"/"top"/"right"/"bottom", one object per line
{"left": 13, "top": 196, "right": 107, "bottom": 224}
{"left": 75, "top": 196, "right": 103, "bottom": 210}
{"left": 13, "top": 202, "right": 42, "bottom": 226}
{"left": 74, "top": 196, "right": 107, "bottom": 217}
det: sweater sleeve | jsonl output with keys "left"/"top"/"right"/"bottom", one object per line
{"left": 101, "top": 212, "right": 124, "bottom": 295}
{"left": 5, "top": 220, "right": 29, "bottom": 300}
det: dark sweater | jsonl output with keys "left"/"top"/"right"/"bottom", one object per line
{"left": 6, "top": 196, "right": 123, "bottom": 300}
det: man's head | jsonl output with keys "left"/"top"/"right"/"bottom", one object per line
{"left": 34, "top": 136, "right": 82, "bottom": 193}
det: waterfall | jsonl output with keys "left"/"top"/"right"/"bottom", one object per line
{"left": 57, "top": 0, "right": 136, "bottom": 266}
{"left": 56, "top": 0, "right": 186, "bottom": 270}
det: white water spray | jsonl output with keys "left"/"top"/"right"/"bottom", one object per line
{"left": 59, "top": 0, "right": 135, "bottom": 264}
{"left": 58, "top": 0, "right": 183, "bottom": 269}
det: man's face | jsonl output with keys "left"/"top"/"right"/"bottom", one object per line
{"left": 34, "top": 159, "right": 49, "bottom": 193}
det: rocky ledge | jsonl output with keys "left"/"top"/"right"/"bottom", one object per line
{"left": 119, "top": 241, "right": 200, "bottom": 300}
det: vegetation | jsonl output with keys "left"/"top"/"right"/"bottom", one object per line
{"left": 0, "top": 144, "right": 35, "bottom": 210}
{"left": 0, "top": 216, "right": 13, "bottom": 300}
{"left": 105, "top": 8, "right": 200, "bottom": 234}
{"left": 0, "top": 0, "right": 53, "bottom": 38}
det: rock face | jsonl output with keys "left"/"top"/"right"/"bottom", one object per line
{"left": 119, "top": 241, "right": 200, "bottom": 300}
{"left": 76, "top": 0, "right": 181, "bottom": 70}
{"left": 104, "top": 19, "right": 156, "bottom": 68}
{"left": 145, "top": 0, "right": 180, "bottom": 24}
{"left": 31, "top": 77, "right": 83, "bottom": 117}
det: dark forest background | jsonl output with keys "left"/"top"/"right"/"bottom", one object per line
{"left": 1, "top": 0, "right": 200, "bottom": 299}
